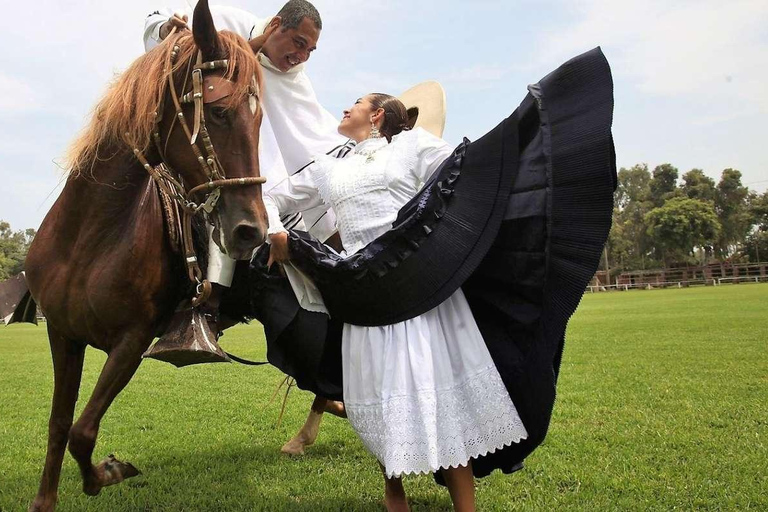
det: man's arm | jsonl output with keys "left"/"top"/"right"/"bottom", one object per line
{"left": 143, "top": 8, "right": 182, "bottom": 52}
{"left": 143, "top": 5, "right": 264, "bottom": 52}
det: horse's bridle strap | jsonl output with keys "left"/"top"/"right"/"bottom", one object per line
{"left": 181, "top": 76, "right": 237, "bottom": 104}
{"left": 194, "top": 59, "right": 229, "bottom": 71}
{"left": 188, "top": 177, "right": 265, "bottom": 198}
{"left": 129, "top": 38, "right": 264, "bottom": 306}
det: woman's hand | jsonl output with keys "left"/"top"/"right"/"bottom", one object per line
{"left": 267, "top": 232, "right": 291, "bottom": 269}
{"left": 159, "top": 13, "right": 189, "bottom": 41}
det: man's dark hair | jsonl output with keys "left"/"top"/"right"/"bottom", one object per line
{"left": 277, "top": 0, "right": 322, "bottom": 30}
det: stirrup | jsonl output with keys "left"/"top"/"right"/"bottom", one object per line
{"left": 143, "top": 305, "right": 231, "bottom": 368}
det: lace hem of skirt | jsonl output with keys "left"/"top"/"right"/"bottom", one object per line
{"left": 346, "top": 365, "right": 528, "bottom": 478}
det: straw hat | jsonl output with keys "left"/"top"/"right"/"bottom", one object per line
{"left": 398, "top": 81, "right": 447, "bottom": 138}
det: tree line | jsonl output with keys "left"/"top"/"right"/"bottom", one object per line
{"left": 0, "top": 221, "right": 36, "bottom": 280}
{"left": 2, "top": 168, "right": 768, "bottom": 281}
{"left": 608, "top": 164, "right": 768, "bottom": 272}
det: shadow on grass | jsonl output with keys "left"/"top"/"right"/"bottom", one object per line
{"left": 47, "top": 441, "right": 453, "bottom": 512}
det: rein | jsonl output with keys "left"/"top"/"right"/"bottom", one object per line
{"left": 131, "top": 38, "right": 266, "bottom": 306}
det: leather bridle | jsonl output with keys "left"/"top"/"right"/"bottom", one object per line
{"left": 131, "top": 39, "right": 266, "bottom": 306}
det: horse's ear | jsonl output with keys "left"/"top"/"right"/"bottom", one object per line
{"left": 193, "top": 0, "right": 222, "bottom": 60}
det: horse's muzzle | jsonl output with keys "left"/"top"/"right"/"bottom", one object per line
{"left": 228, "top": 221, "right": 266, "bottom": 260}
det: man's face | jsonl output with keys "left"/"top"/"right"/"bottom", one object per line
{"left": 262, "top": 17, "right": 320, "bottom": 72}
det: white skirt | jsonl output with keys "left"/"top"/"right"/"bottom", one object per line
{"left": 342, "top": 288, "right": 528, "bottom": 478}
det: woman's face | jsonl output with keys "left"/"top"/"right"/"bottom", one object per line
{"left": 338, "top": 95, "right": 381, "bottom": 142}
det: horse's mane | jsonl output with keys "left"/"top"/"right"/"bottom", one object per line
{"left": 66, "top": 30, "right": 263, "bottom": 178}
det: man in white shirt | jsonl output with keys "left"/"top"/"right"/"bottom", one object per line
{"left": 144, "top": 1, "right": 350, "bottom": 328}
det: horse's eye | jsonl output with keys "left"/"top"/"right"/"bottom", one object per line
{"left": 210, "top": 106, "right": 228, "bottom": 122}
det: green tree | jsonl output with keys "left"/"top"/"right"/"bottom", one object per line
{"left": 748, "top": 191, "right": 768, "bottom": 231}
{"left": 741, "top": 231, "right": 768, "bottom": 263}
{"left": 0, "top": 221, "right": 36, "bottom": 280}
{"left": 648, "top": 163, "right": 679, "bottom": 207}
{"left": 606, "top": 209, "right": 634, "bottom": 270}
{"left": 714, "top": 169, "right": 751, "bottom": 258}
{"left": 615, "top": 164, "right": 651, "bottom": 209}
{"left": 681, "top": 169, "right": 717, "bottom": 203}
{"left": 609, "top": 164, "right": 657, "bottom": 270}
{"left": 740, "top": 191, "right": 768, "bottom": 262}
{"left": 645, "top": 198, "right": 721, "bottom": 266}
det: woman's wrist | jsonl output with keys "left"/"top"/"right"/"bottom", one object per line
{"left": 268, "top": 230, "right": 288, "bottom": 241}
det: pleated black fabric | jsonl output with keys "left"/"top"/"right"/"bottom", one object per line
{"left": 247, "top": 47, "right": 616, "bottom": 479}
{"left": 459, "top": 47, "right": 616, "bottom": 479}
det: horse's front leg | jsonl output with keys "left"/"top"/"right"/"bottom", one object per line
{"left": 29, "top": 326, "right": 86, "bottom": 512}
{"left": 281, "top": 396, "right": 346, "bottom": 455}
{"left": 67, "top": 330, "right": 151, "bottom": 496}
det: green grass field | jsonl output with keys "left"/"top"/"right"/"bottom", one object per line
{"left": 1, "top": 285, "right": 766, "bottom": 511}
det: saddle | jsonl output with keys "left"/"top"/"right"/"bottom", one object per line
{"left": 0, "top": 272, "right": 37, "bottom": 325}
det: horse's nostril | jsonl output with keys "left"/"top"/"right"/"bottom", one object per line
{"left": 234, "top": 224, "right": 262, "bottom": 244}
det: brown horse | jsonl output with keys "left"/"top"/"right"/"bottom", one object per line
{"left": 24, "top": 2, "right": 269, "bottom": 510}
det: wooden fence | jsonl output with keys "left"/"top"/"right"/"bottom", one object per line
{"left": 588, "top": 262, "right": 768, "bottom": 292}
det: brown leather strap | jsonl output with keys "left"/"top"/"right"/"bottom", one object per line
{"left": 188, "top": 177, "right": 266, "bottom": 197}
{"left": 202, "top": 76, "right": 236, "bottom": 103}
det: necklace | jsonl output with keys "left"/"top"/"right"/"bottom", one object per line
{"left": 357, "top": 142, "right": 386, "bottom": 164}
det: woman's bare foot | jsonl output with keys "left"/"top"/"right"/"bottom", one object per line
{"left": 383, "top": 490, "right": 410, "bottom": 512}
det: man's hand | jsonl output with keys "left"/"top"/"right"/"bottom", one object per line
{"left": 159, "top": 13, "right": 189, "bottom": 41}
{"left": 249, "top": 20, "right": 279, "bottom": 55}
{"left": 267, "top": 232, "right": 291, "bottom": 269}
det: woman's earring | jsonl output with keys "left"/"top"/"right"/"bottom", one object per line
{"left": 369, "top": 121, "right": 381, "bottom": 139}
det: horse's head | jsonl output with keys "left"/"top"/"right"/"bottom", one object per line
{"left": 157, "top": 0, "right": 268, "bottom": 260}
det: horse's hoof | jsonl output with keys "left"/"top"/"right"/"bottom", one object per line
{"left": 281, "top": 438, "right": 307, "bottom": 456}
{"left": 82, "top": 483, "right": 102, "bottom": 497}
{"left": 94, "top": 454, "right": 142, "bottom": 490}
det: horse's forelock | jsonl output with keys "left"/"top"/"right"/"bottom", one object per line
{"left": 215, "top": 31, "right": 264, "bottom": 109}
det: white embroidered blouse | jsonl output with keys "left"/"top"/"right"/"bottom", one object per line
{"left": 263, "top": 128, "right": 454, "bottom": 255}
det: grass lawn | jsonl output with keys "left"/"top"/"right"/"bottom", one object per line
{"left": 0, "top": 284, "right": 766, "bottom": 511}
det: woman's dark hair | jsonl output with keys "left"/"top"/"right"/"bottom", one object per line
{"left": 368, "top": 93, "right": 419, "bottom": 142}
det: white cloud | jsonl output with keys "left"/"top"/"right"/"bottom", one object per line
{"left": 0, "top": 137, "right": 45, "bottom": 156}
{"left": 316, "top": 71, "right": 414, "bottom": 98}
{"left": 537, "top": 0, "right": 768, "bottom": 112}
{"left": 0, "top": 75, "right": 43, "bottom": 114}
{"left": 440, "top": 64, "right": 511, "bottom": 90}
{"left": 1, "top": 0, "right": 766, "bottom": 229}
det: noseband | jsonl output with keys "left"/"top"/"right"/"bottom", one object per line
{"left": 131, "top": 41, "right": 266, "bottom": 306}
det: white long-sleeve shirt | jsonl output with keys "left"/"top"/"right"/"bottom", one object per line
{"left": 144, "top": 6, "right": 261, "bottom": 51}
{"left": 144, "top": 5, "right": 349, "bottom": 241}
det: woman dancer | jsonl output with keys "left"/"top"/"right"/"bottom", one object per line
{"left": 263, "top": 93, "right": 528, "bottom": 511}
{"left": 256, "top": 48, "right": 615, "bottom": 511}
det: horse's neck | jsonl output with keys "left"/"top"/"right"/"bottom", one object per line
{"left": 49, "top": 151, "right": 165, "bottom": 250}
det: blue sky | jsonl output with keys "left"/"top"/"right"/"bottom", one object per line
{"left": 1, "top": 0, "right": 766, "bottom": 230}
